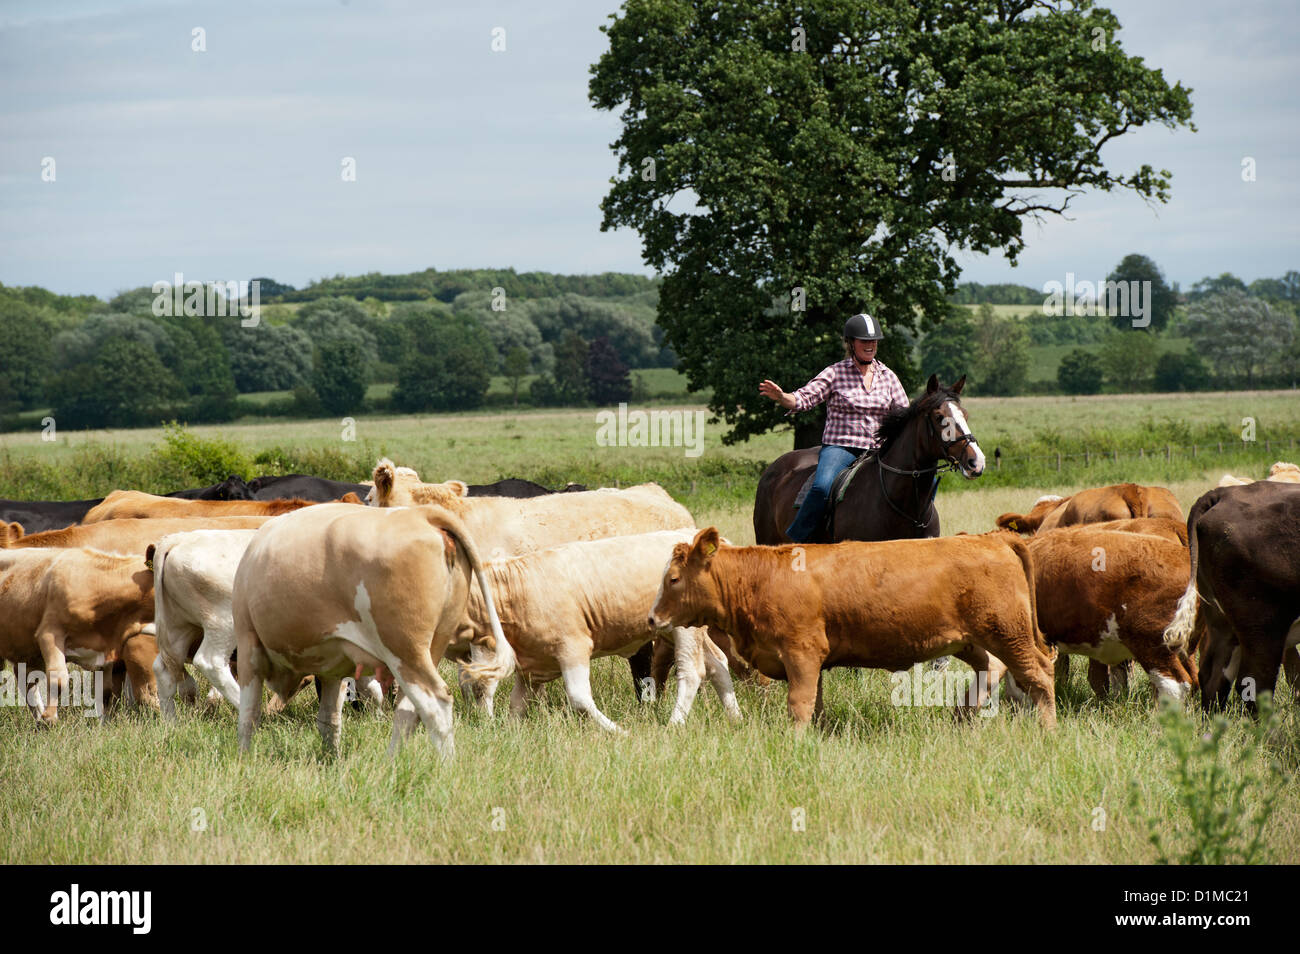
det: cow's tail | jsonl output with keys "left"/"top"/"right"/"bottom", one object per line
{"left": 146, "top": 539, "right": 174, "bottom": 662}
{"left": 425, "top": 508, "right": 515, "bottom": 687}
{"left": 1007, "top": 535, "right": 1052, "bottom": 659}
{"left": 1162, "top": 489, "right": 1218, "bottom": 650}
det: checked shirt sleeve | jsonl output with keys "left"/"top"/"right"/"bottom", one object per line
{"left": 787, "top": 365, "right": 836, "bottom": 414}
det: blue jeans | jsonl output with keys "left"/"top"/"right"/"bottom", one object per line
{"left": 785, "top": 445, "right": 859, "bottom": 542}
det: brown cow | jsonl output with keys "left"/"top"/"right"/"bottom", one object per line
{"left": 996, "top": 483, "right": 1184, "bottom": 534}
{"left": 81, "top": 490, "right": 324, "bottom": 523}
{"left": 0, "top": 547, "right": 157, "bottom": 724}
{"left": 1, "top": 515, "right": 271, "bottom": 552}
{"left": 1025, "top": 527, "right": 1197, "bottom": 704}
{"left": 650, "top": 528, "right": 1056, "bottom": 728}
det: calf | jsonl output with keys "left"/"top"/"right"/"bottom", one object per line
{"left": 1164, "top": 482, "right": 1300, "bottom": 713}
{"left": 1027, "top": 527, "right": 1196, "bottom": 702}
{"left": 233, "top": 503, "right": 513, "bottom": 757}
{"left": 0, "top": 547, "right": 156, "bottom": 724}
{"left": 996, "top": 483, "right": 1184, "bottom": 534}
{"left": 650, "top": 529, "right": 1056, "bottom": 728}
{"left": 460, "top": 530, "right": 741, "bottom": 731}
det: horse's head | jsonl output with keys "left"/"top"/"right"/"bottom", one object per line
{"left": 917, "top": 374, "right": 985, "bottom": 479}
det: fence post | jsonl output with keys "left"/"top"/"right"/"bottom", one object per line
{"left": 1266, "top": 439, "right": 1271, "bottom": 453}
{"left": 1218, "top": 441, "right": 1223, "bottom": 454}
{"left": 1084, "top": 449, "right": 1090, "bottom": 466}
{"left": 1112, "top": 448, "right": 1118, "bottom": 464}
{"left": 1166, "top": 444, "right": 1171, "bottom": 461}
{"left": 1193, "top": 444, "right": 1198, "bottom": 459}
{"left": 691, "top": 480, "right": 697, "bottom": 495}
{"left": 1056, "top": 452, "right": 1061, "bottom": 472}
{"left": 1139, "top": 447, "right": 1145, "bottom": 459}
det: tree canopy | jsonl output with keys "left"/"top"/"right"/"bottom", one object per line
{"left": 590, "top": 0, "right": 1194, "bottom": 443}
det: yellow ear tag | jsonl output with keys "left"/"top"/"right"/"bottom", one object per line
{"left": 1009, "top": 520, "right": 1018, "bottom": 531}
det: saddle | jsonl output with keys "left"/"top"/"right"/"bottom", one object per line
{"left": 792, "top": 449, "right": 877, "bottom": 514}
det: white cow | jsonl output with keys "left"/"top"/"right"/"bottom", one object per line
{"left": 460, "top": 529, "right": 742, "bottom": 731}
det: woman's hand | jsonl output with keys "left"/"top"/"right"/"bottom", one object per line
{"left": 759, "top": 379, "right": 795, "bottom": 410}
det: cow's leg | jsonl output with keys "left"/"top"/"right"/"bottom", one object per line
{"left": 701, "top": 631, "right": 742, "bottom": 722}
{"left": 982, "top": 633, "right": 1055, "bottom": 729}
{"left": 783, "top": 647, "right": 826, "bottom": 729}
{"left": 628, "top": 641, "right": 656, "bottom": 704}
{"left": 559, "top": 657, "right": 624, "bottom": 734}
{"left": 237, "top": 673, "right": 263, "bottom": 752}
{"left": 651, "top": 637, "right": 675, "bottom": 696}
{"left": 315, "top": 676, "right": 346, "bottom": 756}
{"left": 33, "top": 628, "right": 68, "bottom": 726}
{"left": 193, "top": 624, "right": 242, "bottom": 709}
{"left": 390, "top": 659, "right": 456, "bottom": 759}
{"left": 1054, "top": 652, "right": 1071, "bottom": 692}
{"left": 121, "top": 634, "right": 160, "bottom": 710}
{"left": 813, "top": 672, "right": 826, "bottom": 723}
{"left": 952, "top": 645, "right": 1013, "bottom": 715}
{"left": 1110, "top": 660, "right": 1133, "bottom": 696}
{"left": 1087, "top": 660, "right": 1111, "bottom": 700}
{"left": 1233, "top": 630, "right": 1285, "bottom": 718}
{"left": 153, "top": 650, "right": 189, "bottom": 721}
{"left": 667, "top": 629, "right": 704, "bottom": 725}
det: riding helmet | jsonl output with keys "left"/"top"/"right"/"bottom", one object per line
{"left": 843, "top": 313, "right": 884, "bottom": 341}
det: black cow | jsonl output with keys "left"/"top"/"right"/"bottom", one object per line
{"left": 164, "top": 475, "right": 254, "bottom": 500}
{"left": 245, "top": 474, "right": 372, "bottom": 501}
{"left": 0, "top": 499, "right": 101, "bottom": 534}
{"left": 466, "top": 478, "right": 588, "bottom": 498}
{"left": 1178, "top": 481, "right": 1300, "bottom": 713}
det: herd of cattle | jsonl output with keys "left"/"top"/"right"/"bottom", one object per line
{"left": 1, "top": 457, "right": 1297, "bottom": 756}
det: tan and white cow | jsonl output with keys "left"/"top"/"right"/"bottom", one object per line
{"left": 460, "top": 530, "right": 741, "bottom": 731}
{"left": 81, "top": 490, "right": 323, "bottom": 523}
{"left": 0, "top": 547, "right": 157, "bottom": 724}
{"left": 232, "top": 502, "right": 513, "bottom": 758}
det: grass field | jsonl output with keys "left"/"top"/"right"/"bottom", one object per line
{"left": 1, "top": 393, "right": 1299, "bottom": 863}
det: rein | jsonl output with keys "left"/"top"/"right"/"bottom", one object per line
{"left": 871, "top": 404, "right": 971, "bottom": 532}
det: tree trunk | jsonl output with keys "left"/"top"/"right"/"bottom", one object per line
{"left": 793, "top": 408, "right": 825, "bottom": 450}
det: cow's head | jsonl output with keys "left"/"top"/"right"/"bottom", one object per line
{"left": 995, "top": 494, "right": 1065, "bottom": 533}
{"left": 367, "top": 457, "right": 468, "bottom": 507}
{"left": 650, "top": 527, "right": 722, "bottom": 630}
{"left": 215, "top": 475, "right": 252, "bottom": 500}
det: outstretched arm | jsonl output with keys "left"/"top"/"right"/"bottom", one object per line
{"left": 758, "top": 379, "right": 796, "bottom": 410}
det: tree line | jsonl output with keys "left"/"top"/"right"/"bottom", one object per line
{"left": 0, "top": 276, "right": 674, "bottom": 429}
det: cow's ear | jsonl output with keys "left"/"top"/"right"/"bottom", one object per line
{"left": 690, "top": 527, "right": 721, "bottom": 566}
{"left": 446, "top": 480, "right": 469, "bottom": 498}
{"left": 926, "top": 374, "right": 939, "bottom": 394}
{"left": 145, "top": 544, "right": 156, "bottom": 567}
{"left": 951, "top": 375, "right": 966, "bottom": 395}
{"left": 373, "top": 458, "right": 396, "bottom": 500}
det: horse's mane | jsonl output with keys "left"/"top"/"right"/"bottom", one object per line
{"left": 875, "top": 383, "right": 961, "bottom": 453}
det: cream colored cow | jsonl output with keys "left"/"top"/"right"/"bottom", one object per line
{"left": 460, "top": 530, "right": 741, "bottom": 732}
{"left": 232, "top": 503, "right": 512, "bottom": 758}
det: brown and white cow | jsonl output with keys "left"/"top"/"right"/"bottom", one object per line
{"left": 1025, "top": 527, "right": 1196, "bottom": 703}
{"left": 0, "top": 547, "right": 157, "bottom": 724}
{"left": 1164, "top": 481, "right": 1300, "bottom": 714}
{"left": 459, "top": 530, "right": 740, "bottom": 731}
{"left": 81, "top": 490, "right": 338, "bottom": 523}
{"left": 996, "top": 483, "right": 1184, "bottom": 535}
{"left": 650, "top": 528, "right": 1056, "bottom": 728}
{"left": 232, "top": 502, "right": 513, "bottom": 757}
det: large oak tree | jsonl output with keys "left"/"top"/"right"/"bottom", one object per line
{"left": 590, "top": 0, "right": 1194, "bottom": 445}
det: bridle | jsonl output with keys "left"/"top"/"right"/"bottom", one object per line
{"left": 873, "top": 398, "right": 978, "bottom": 531}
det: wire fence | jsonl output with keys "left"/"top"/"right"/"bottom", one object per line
{"left": 987, "top": 437, "right": 1300, "bottom": 472}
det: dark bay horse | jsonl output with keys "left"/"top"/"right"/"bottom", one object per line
{"left": 753, "top": 375, "right": 985, "bottom": 545}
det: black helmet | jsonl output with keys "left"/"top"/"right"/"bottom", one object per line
{"left": 843, "top": 312, "right": 884, "bottom": 341}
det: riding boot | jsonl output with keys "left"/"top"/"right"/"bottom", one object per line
{"left": 785, "top": 487, "right": 829, "bottom": 542}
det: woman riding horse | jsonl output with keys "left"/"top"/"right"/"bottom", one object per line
{"left": 759, "top": 312, "right": 909, "bottom": 543}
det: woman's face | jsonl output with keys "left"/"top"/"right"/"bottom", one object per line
{"left": 851, "top": 338, "right": 878, "bottom": 363}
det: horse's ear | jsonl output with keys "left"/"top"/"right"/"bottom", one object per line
{"left": 926, "top": 374, "right": 939, "bottom": 394}
{"left": 951, "top": 374, "right": 966, "bottom": 395}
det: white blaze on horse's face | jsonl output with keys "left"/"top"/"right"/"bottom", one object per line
{"left": 943, "top": 400, "right": 985, "bottom": 478}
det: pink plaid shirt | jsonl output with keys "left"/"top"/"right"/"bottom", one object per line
{"left": 787, "top": 358, "right": 910, "bottom": 450}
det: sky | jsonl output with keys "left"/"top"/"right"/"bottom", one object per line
{"left": 0, "top": 0, "right": 1295, "bottom": 300}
